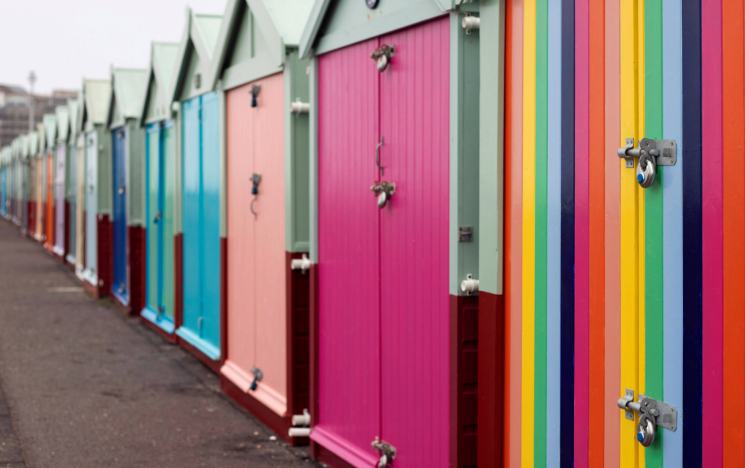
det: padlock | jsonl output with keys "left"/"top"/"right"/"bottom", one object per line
{"left": 637, "top": 415, "right": 656, "bottom": 447}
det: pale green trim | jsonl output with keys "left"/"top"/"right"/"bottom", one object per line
{"left": 449, "top": 12, "right": 481, "bottom": 296}
{"left": 219, "top": 83, "right": 227, "bottom": 238}
{"left": 220, "top": 57, "right": 282, "bottom": 91}
{"left": 125, "top": 119, "right": 146, "bottom": 227}
{"left": 308, "top": 56, "right": 319, "bottom": 263}
{"left": 298, "top": 0, "right": 331, "bottom": 59}
{"left": 173, "top": 103, "right": 183, "bottom": 235}
{"left": 283, "top": 52, "right": 311, "bottom": 253}
{"left": 313, "top": 2, "right": 445, "bottom": 56}
{"left": 89, "top": 126, "right": 113, "bottom": 216}
{"left": 478, "top": 0, "right": 505, "bottom": 295}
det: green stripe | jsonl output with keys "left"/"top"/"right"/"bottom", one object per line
{"left": 645, "top": 0, "right": 664, "bottom": 464}
{"left": 534, "top": 0, "right": 549, "bottom": 465}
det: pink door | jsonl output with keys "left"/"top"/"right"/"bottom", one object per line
{"left": 315, "top": 38, "right": 381, "bottom": 467}
{"left": 378, "top": 19, "right": 450, "bottom": 467}
{"left": 224, "top": 72, "right": 289, "bottom": 415}
{"left": 314, "top": 17, "right": 450, "bottom": 467}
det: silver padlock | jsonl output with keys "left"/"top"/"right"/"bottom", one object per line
{"left": 636, "top": 152, "right": 656, "bottom": 188}
{"left": 637, "top": 415, "right": 656, "bottom": 447}
{"left": 370, "top": 181, "right": 396, "bottom": 209}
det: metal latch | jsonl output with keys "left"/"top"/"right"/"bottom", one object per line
{"left": 462, "top": 13, "right": 480, "bottom": 35}
{"left": 617, "top": 138, "right": 677, "bottom": 188}
{"left": 371, "top": 181, "right": 396, "bottom": 208}
{"left": 458, "top": 226, "right": 473, "bottom": 242}
{"left": 371, "top": 437, "right": 396, "bottom": 468}
{"left": 617, "top": 389, "right": 677, "bottom": 448}
{"left": 249, "top": 366, "right": 263, "bottom": 391}
{"left": 371, "top": 44, "right": 395, "bottom": 72}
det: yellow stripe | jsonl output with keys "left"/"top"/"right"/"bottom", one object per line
{"left": 620, "top": 0, "right": 640, "bottom": 466}
{"left": 521, "top": 0, "right": 536, "bottom": 466}
{"left": 636, "top": 2, "right": 645, "bottom": 467}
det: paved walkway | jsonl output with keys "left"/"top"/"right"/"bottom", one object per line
{"left": 0, "top": 221, "right": 318, "bottom": 468}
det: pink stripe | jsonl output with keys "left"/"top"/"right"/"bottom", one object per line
{"left": 702, "top": 0, "right": 724, "bottom": 465}
{"left": 573, "top": 0, "right": 590, "bottom": 466}
{"left": 509, "top": 1, "right": 524, "bottom": 466}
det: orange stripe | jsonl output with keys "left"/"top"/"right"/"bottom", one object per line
{"left": 588, "top": 0, "right": 605, "bottom": 465}
{"left": 603, "top": 0, "right": 621, "bottom": 463}
{"left": 722, "top": 0, "right": 745, "bottom": 463}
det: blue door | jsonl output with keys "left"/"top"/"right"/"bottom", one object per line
{"left": 1, "top": 168, "right": 6, "bottom": 217}
{"left": 112, "top": 127, "right": 128, "bottom": 304}
{"left": 176, "top": 93, "right": 221, "bottom": 360}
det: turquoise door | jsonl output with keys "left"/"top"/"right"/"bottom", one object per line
{"left": 112, "top": 128, "right": 128, "bottom": 303}
{"left": 176, "top": 92, "right": 221, "bottom": 360}
{"left": 142, "top": 121, "right": 175, "bottom": 333}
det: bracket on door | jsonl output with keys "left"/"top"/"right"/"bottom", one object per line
{"left": 617, "top": 389, "right": 677, "bottom": 431}
{"left": 371, "top": 437, "right": 396, "bottom": 468}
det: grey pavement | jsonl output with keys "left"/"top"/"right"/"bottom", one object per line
{"left": 0, "top": 220, "right": 320, "bottom": 468}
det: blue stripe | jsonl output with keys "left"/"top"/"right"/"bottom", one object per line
{"left": 662, "top": 0, "right": 684, "bottom": 465}
{"left": 546, "top": 0, "right": 562, "bottom": 465}
{"left": 560, "top": 0, "right": 575, "bottom": 463}
{"left": 681, "top": 0, "right": 703, "bottom": 466}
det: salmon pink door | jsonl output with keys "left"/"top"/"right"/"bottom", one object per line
{"left": 314, "top": 17, "right": 450, "bottom": 467}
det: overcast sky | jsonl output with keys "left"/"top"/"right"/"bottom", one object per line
{"left": 0, "top": 0, "right": 226, "bottom": 94}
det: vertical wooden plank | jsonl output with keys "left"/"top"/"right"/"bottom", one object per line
{"left": 644, "top": 0, "right": 664, "bottom": 465}
{"left": 534, "top": 0, "right": 548, "bottom": 465}
{"left": 573, "top": 0, "right": 590, "bottom": 464}
{"left": 681, "top": 0, "right": 703, "bottom": 465}
{"left": 722, "top": 0, "right": 745, "bottom": 463}
{"left": 522, "top": 0, "right": 537, "bottom": 464}
{"left": 545, "top": 0, "right": 562, "bottom": 464}
{"left": 661, "top": 0, "right": 684, "bottom": 464}
{"left": 559, "top": 0, "right": 575, "bottom": 462}
{"left": 619, "top": 0, "right": 640, "bottom": 465}
{"left": 701, "top": 0, "right": 723, "bottom": 464}
{"left": 588, "top": 0, "right": 605, "bottom": 465}
{"left": 506, "top": 0, "right": 524, "bottom": 465}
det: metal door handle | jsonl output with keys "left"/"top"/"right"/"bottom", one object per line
{"left": 154, "top": 211, "right": 161, "bottom": 224}
{"left": 118, "top": 185, "right": 125, "bottom": 195}
{"left": 375, "top": 137, "right": 384, "bottom": 175}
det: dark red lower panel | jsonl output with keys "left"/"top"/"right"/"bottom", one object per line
{"left": 96, "top": 215, "right": 112, "bottom": 298}
{"left": 81, "top": 210, "right": 86, "bottom": 268}
{"left": 450, "top": 295, "right": 479, "bottom": 468}
{"left": 286, "top": 252, "right": 310, "bottom": 446}
{"left": 309, "top": 263, "right": 320, "bottom": 460}
{"left": 221, "top": 376, "right": 293, "bottom": 444}
{"left": 314, "top": 443, "right": 355, "bottom": 468}
{"left": 127, "top": 226, "right": 146, "bottom": 316}
{"left": 63, "top": 201, "right": 70, "bottom": 261}
{"left": 477, "top": 291, "right": 503, "bottom": 468}
{"left": 174, "top": 234, "right": 183, "bottom": 332}
{"left": 220, "top": 237, "right": 227, "bottom": 368}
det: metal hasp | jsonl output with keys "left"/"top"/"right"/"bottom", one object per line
{"left": 249, "top": 366, "right": 263, "bottom": 391}
{"left": 459, "top": 226, "right": 473, "bottom": 242}
{"left": 371, "top": 437, "right": 396, "bottom": 468}
{"left": 371, "top": 44, "right": 395, "bottom": 72}
{"left": 250, "top": 173, "right": 262, "bottom": 219}
{"left": 617, "top": 137, "right": 677, "bottom": 188}
{"left": 617, "top": 388, "right": 678, "bottom": 448}
{"left": 371, "top": 181, "right": 396, "bottom": 208}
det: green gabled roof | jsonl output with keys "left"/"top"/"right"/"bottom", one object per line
{"left": 56, "top": 106, "right": 70, "bottom": 143}
{"left": 20, "top": 134, "right": 30, "bottom": 159}
{"left": 139, "top": 41, "right": 180, "bottom": 125}
{"left": 28, "top": 132, "right": 39, "bottom": 156}
{"left": 79, "top": 79, "right": 111, "bottom": 131}
{"left": 43, "top": 114, "right": 56, "bottom": 151}
{"left": 207, "top": 0, "right": 314, "bottom": 89}
{"left": 169, "top": 8, "right": 224, "bottom": 105}
{"left": 299, "top": 0, "right": 455, "bottom": 58}
{"left": 106, "top": 67, "right": 148, "bottom": 129}
{"left": 68, "top": 99, "right": 79, "bottom": 142}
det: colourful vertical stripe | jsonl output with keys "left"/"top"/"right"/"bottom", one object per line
{"left": 662, "top": 0, "right": 684, "bottom": 464}
{"left": 545, "top": 0, "right": 562, "bottom": 464}
{"left": 521, "top": 0, "right": 537, "bottom": 463}
{"left": 559, "top": 0, "right": 574, "bottom": 464}
{"left": 644, "top": 0, "right": 664, "bottom": 465}
{"left": 573, "top": 0, "right": 589, "bottom": 464}
{"left": 604, "top": 0, "right": 621, "bottom": 463}
{"left": 722, "top": 0, "right": 745, "bottom": 464}
{"left": 682, "top": 0, "right": 703, "bottom": 465}
{"left": 701, "top": 0, "right": 723, "bottom": 465}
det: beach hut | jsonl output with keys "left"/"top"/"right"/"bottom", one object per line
{"left": 169, "top": 8, "right": 224, "bottom": 370}
{"left": 1, "top": 147, "right": 7, "bottom": 219}
{"left": 9, "top": 139, "right": 19, "bottom": 225}
{"left": 43, "top": 114, "right": 57, "bottom": 251}
{"left": 74, "top": 113, "right": 87, "bottom": 280}
{"left": 19, "top": 134, "right": 30, "bottom": 235}
{"left": 78, "top": 79, "right": 113, "bottom": 297}
{"left": 298, "top": 1, "right": 482, "bottom": 466}
{"left": 54, "top": 105, "right": 70, "bottom": 259}
{"left": 26, "top": 131, "right": 40, "bottom": 237}
{"left": 139, "top": 41, "right": 180, "bottom": 341}
{"left": 105, "top": 67, "right": 148, "bottom": 312}
{"left": 205, "top": 0, "right": 314, "bottom": 442}
{"left": 33, "top": 123, "right": 46, "bottom": 241}
{"left": 66, "top": 99, "right": 80, "bottom": 268}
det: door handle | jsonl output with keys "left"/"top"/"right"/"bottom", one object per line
{"left": 154, "top": 211, "right": 161, "bottom": 224}
{"left": 118, "top": 185, "right": 125, "bottom": 195}
{"left": 375, "top": 137, "right": 384, "bottom": 175}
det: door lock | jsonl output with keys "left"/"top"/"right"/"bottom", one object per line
{"left": 617, "top": 138, "right": 677, "bottom": 188}
{"left": 371, "top": 181, "right": 396, "bottom": 208}
{"left": 371, "top": 437, "right": 396, "bottom": 468}
{"left": 617, "top": 389, "right": 677, "bottom": 448}
{"left": 371, "top": 44, "right": 395, "bottom": 72}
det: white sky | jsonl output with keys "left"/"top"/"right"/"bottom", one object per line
{"left": 0, "top": 0, "right": 226, "bottom": 94}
